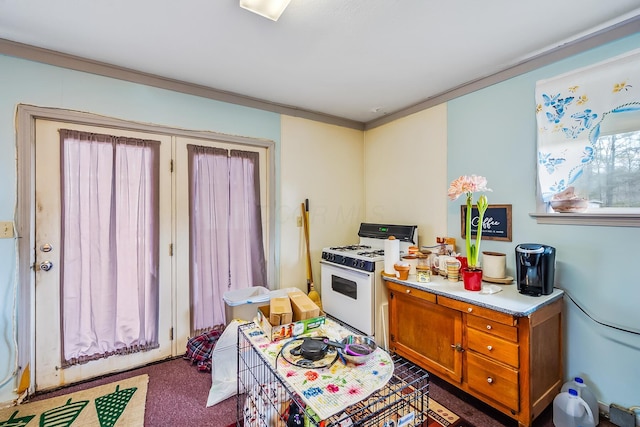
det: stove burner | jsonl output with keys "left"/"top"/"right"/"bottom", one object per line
{"left": 330, "top": 245, "right": 372, "bottom": 251}
{"left": 357, "top": 249, "right": 385, "bottom": 258}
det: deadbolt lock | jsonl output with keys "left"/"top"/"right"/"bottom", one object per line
{"left": 39, "top": 261, "right": 53, "bottom": 271}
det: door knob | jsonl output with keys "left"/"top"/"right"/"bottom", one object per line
{"left": 450, "top": 343, "right": 464, "bottom": 352}
{"left": 39, "top": 261, "right": 53, "bottom": 271}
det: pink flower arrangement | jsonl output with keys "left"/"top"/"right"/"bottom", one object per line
{"left": 448, "top": 175, "right": 492, "bottom": 269}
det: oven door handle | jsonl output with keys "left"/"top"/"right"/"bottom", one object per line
{"left": 320, "top": 260, "right": 373, "bottom": 277}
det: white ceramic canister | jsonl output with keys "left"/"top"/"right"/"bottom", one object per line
{"left": 402, "top": 255, "right": 418, "bottom": 275}
{"left": 482, "top": 251, "right": 506, "bottom": 279}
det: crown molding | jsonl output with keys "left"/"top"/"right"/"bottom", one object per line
{"left": 0, "top": 38, "right": 365, "bottom": 131}
{"left": 2, "top": 14, "right": 639, "bottom": 132}
{"left": 365, "top": 15, "right": 640, "bottom": 130}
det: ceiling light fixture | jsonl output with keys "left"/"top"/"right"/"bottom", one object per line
{"left": 240, "top": 0, "right": 291, "bottom": 21}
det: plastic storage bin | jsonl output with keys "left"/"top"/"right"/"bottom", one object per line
{"left": 223, "top": 286, "right": 270, "bottom": 323}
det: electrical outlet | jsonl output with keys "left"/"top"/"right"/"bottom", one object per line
{"left": 610, "top": 403, "right": 635, "bottom": 427}
{"left": 0, "top": 221, "right": 14, "bottom": 238}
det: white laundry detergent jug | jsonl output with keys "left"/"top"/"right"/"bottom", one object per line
{"left": 561, "top": 376, "right": 599, "bottom": 426}
{"left": 553, "top": 388, "right": 596, "bottom": 427}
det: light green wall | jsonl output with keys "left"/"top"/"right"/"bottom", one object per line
{"left": 0, "top": 54, "right": 282, "bottom": 402}
{"left": 447, "top": 34, "right": 640, "bottom": 409}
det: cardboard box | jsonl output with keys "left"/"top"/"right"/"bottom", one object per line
{"left": 288, "top": 291, "right": 320, "bottom": 320}
{"left": 269, "top": 296, "right": 293, "bottom": 325}
{"left": 256, "top": 305, "right": 325, "bottom": 342}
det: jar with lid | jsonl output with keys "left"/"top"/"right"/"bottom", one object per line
{"left": 417, "top": 252, "right": 429, "bottom": 268}
{"left": 415, "top": 252, "right": 431, "bottom": 282}
{"left": 416, "top": 266, "right": 431, "bottom": 283}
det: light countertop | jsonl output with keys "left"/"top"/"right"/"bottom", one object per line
{"left": 383, "top": 273, "right": 563, "bottom": 317}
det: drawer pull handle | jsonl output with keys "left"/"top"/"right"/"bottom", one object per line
{"left": 487, "top": 345, "right": 493, "bottom": 351}
{"left": 467, "top": 308, "right": 473, "bottom": 313}
{"left": 487, "top": 377, "right": 494, "bottom": 384}
{"left": 486, "top": 325, "right": 492, "bottom": 330}
{"left": 406, "top": 289, "right": 411, "bottom": 293}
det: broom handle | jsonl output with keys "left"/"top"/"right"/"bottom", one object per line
{"left": 302, "top": 202, "right": 313, "bottom": 291}
{"left": 306, "top": 199, "right": 314, "bottom": 285}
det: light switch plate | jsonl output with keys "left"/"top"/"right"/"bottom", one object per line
{"left": 0, "top": 221, "right": 14, "bottom": 238}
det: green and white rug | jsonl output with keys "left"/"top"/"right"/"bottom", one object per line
{"left": 0, "top": 374, "right": 148, "bottom": 427}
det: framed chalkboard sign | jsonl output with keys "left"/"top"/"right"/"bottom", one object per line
{"left": 461, "top": 204, "right": 512, "bottom": 242}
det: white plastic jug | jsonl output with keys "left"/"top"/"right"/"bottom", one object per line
{"left": 561, "top": 377, "right": 599, "bottom": 426}
{"left": 553, "top": 388, "right": 596, "bottom": 427}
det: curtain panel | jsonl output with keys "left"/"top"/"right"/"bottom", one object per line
{"left": 187, "top": 145, "right": 267, "bottom": 332}
{"left": 59, "top": 129, "right": 160, "bottom": 366}
{"left": 535, "top": 48, "right": 640, "bottom": 202}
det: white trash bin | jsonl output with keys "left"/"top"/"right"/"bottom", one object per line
{"left": 223, "top": 286, "right": 270, "bottom": 324}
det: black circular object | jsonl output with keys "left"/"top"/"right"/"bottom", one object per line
{"left": 280, "top": 336, "right": 338, "bottom": 369}
{"left": 291, "top": 337, "right": 328, "bottom": 361}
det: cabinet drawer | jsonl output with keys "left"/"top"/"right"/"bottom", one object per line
{"left": 439, "top": 296, "right": 516, "bottom": 326}
{"left": 467, "top": 328, "right": 519, "bottom": 368}
{"left": 467, "top": 315, "right": 518, "bottom": 342}
{"left": 466, "top": 352, "right": 519, "bottom": 411}
{"left": 387, "top": 281, "right": 436, "bottom": 303}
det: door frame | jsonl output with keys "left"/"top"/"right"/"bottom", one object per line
{"left": 15, "top": 104, "right": 277, "bottom": 393}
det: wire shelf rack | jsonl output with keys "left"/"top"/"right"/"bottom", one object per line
{"left": 236, "top": 321, "right": 429, "bottom": 426}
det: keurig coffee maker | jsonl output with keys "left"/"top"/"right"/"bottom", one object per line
{"left": 515, "top": 244, "right": 556, "bottom": 296}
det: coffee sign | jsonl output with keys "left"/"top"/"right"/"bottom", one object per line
{"left": 460, "top": 204, "right": 512, "bottom": 242}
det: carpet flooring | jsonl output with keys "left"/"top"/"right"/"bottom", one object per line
{"left": 22, "top": 357, "right": 614, "bottom": 427}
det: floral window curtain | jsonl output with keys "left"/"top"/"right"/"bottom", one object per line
{"left": 188, "top": 145, "right": 267, "bottom": 332}
{"left": 535, "top": 48, "right": 640, "bottom": 202}
{"left": 60, "top": 129, "right": 160, "bottom": 366}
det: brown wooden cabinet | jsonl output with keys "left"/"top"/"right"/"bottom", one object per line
{"left": 386, "top": 280, "right": 563, "bottom": 427}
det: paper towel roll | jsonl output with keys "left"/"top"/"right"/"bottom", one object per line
{"left": 384, "top": 237, "right": 400, "bottom": 275}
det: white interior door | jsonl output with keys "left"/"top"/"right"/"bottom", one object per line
{"left": 34, "top": 120, "right": 174, "bottom": 391}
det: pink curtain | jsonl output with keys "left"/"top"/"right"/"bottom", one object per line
{"left": 60, "top": 129, "right": 160, "bottom": 365}
{"left": 188, "top": 146, "right": 267, "bottom": 331}
{"left": 229, "top": 150, "right": 267, "bottom": 291}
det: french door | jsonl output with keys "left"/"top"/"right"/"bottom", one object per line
{"left": 34, "top": 120, "right": 174, "bottom": 390}
{"left": 32, "top": 123, "right": 269, "bottom": 395}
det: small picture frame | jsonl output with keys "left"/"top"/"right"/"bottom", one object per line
{"left": 461, "top": 204, "right": 512, "bottom": 242}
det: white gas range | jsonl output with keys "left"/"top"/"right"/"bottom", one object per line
{"left": 320, "top": 223, "right": 418, "bottom": 349}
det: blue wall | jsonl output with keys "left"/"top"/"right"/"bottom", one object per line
{"left": 0, "top": 54, "right": 281, "bottom": 401}
{"left": 447, "top": 34, "right": 640, "bottom": 408}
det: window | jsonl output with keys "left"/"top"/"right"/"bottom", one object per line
{"left": 574, "top": 127, "right": 640, "bottom": 212}
{"left": 533, "top": 49, "right": 640, "bottom": 226}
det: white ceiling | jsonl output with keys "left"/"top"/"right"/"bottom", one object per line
{"left": 1, "top": 1, "right": 640, "bottom": 125}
